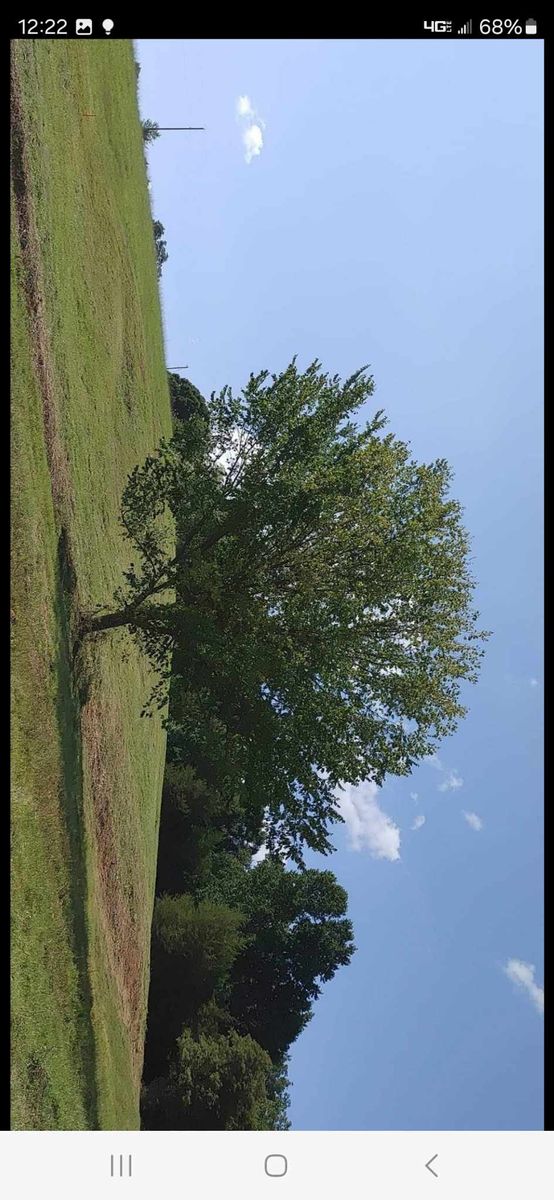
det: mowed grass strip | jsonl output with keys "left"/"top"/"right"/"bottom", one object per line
{"left": 11, "top": 40, "right": 173, "bottom": 1129}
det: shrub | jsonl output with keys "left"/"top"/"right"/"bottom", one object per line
{"left": 142, "top": 118, "right": 160, "bottom": 144}
{"left": 152, "top": 219, "right": 168, "bottom": 278}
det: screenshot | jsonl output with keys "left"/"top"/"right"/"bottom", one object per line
{"left": 9, "top": 19, "right": 546, "bottom": 1198}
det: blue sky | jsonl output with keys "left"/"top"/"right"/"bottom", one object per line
{"left": 136, "top": 38, "right": 543, "bottom": 1130}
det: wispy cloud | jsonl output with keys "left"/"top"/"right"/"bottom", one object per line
{"left": 412, "top": 814, "right": 426, "bottom": 831}
{"left": 438, "top": 769, "right": 464, "bottom": 792}
{"left": 503, "top": 959, "right": 544, "bottom": 1016}
{"left": 336, "top": 781, "right": 400, "bottom": 862}
{"left": 235, "top": 94, "right": 265, "bottom": 163}
{"left": 529, "top": 677, "right": 539, "bottom": 688}
{"left": 410, "top": 791, "right": 419, "bottom": 803}
{"left": 463, "top": 810, "right": 483, "bottom": 831}
{"left": 424, "top": 753, "right": 463, "bottom": 792}
{"left": 236, "top": 94, "right": 254, "bottom": 118}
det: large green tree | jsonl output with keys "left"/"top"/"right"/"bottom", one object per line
{"left": 142, "top": 1029, "right": 289, "bottom": 1130}
{"left": 203, "top": 857, "right": 355, "bottom": 1061}
{"left": 84, "top": 360, "right": 488, "bottom": 859}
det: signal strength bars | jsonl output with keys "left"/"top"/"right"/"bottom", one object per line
{"left": 458, "top": 18, "right": 472, "bottom": 34}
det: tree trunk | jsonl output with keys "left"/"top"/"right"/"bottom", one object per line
{"left": 84, "top": 609, "right": 136, "bottom": 634}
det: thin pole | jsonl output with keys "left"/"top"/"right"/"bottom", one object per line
{"left": 157, "top": 127, "right": 205, "bottom": 131}
{"left": 168, "top": 367, "right": 189, "bottom": 371}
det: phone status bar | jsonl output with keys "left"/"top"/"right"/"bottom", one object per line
{"left": 10, "top": 16, "right": 545, "bottom": 39}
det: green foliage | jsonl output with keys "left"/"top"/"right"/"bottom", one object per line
{"left": 203, "top": 858, "right": 355, "bottom": 1060}
{"left": 195, "top": 996, "right": 236, "bottom": 1038}
{"left": 142, "top": 118, "right": 160, "bottom": 144}
{"left": 163, "top": 690, "right": 267, "bottom": 859}
{"left": 167, "top": 373, "right": 209, "bottom": 427}
{"left": 144, "top": 895, "right": 245, "bottom": 1081}
{"left": 155, "top": 763, "right": 241, "bottom": 895}
{"left": 90, "top": 359, "right": 489, "bottom": 862}
{"left": 142, "top": 1029, "right": 289, "bottom": 1130}
{"left": 152, "top": 893, "right": 244, "bottom": 992}
{"left": 152, "top": 219, "right": 168, "bottom": 278}
{"left": 266, "top": 1055, "right": 292, "bottom": 1130}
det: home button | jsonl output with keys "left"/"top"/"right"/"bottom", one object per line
{"left": 265, "top": 1154, "right": 288, "bottom": 1177}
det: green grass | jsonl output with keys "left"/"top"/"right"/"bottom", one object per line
{"left": 11, "top": 40, "right": 172, "bottom": 1129}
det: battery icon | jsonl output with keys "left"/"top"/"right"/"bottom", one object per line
{"left": 525, "top": 18, "right": 537, "bottom": 34}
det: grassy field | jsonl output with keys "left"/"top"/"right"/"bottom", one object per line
{"left": 11, "top": 40, "right": 172, "bottom": 1129}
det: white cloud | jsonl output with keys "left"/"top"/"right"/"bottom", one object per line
{"left": 463, "top": 810, "right": 483, "bottom": 831}
{"left": 235, "top": 93, "right": 266, "bottom": 163}
{"left": 236, "top": 94, "right": 254, "bottom": 118}
{"left": 412, "top": 814, "right": 426, "bottom": 831}
{"left": 438, "top": 769, "right": 464, "bottom": 793}
{"left": 410, "top": 791, "right": 419, "bottom": 803}
{"left": 503, "top": 959, "right": 544, "bottom": 1016}
{"left": 243, "top": 123, "right": 264, "bottom": 163}
{"left": 336, "top": 781, "right": 401, "bottom": 862}
{"left": 424, "top": 753, "right": 443, "bottom": 771}
{"left": 529, "top": 677, "right": 539, "bottom": 688}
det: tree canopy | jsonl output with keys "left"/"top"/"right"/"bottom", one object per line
{"left": 167, "top": 372, "right": 209, "bottom": 427}
{"left": 142, "top": 1029, "right": 289, "bottom": 1130}
{"left": 203, "top": 856, "right": 355, "bottom": 1061}
{"left": 86, "top": 359, "right": 489, "bottom": 861}
{"left": 144, "top": 893, "right": 245, "bottom": 1081}
{"left": 152, "top": 219, "right": 168, "bottom": 278}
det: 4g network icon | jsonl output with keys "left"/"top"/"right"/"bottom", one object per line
{"left": 423, "top": 19, "right": 452, "bottom": 32}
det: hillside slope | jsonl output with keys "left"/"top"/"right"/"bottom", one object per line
{"left": 11, "top": 40, "right": 172, "bottom": 1129}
